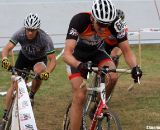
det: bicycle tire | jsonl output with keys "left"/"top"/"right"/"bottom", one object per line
{"left": 96, "top": 110, "right": 122, "bottom": 130}
{"left": 63, "top": 102, "right": 71, "bottom": 130}
{"left": 63, "top": 102, "right": 86, "bottom": 130}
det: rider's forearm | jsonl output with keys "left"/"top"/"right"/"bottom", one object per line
{"left": 46, "top": 54, "right": 56, "bottom": 73}
{"left": 124, "top": 51, "right": 137, "bottom": 68}
{"left": 63, "top": 54, "right": 81, "bottom": 68}
{"left": 63, "top": 39, "right": 81, "bottom": 68}
{"left": 119, "top": 40, "right": 138, "bottom": 68}
{"left": 2, "top": 47, "right": 10, "bottom": 59}
{"left": 2, "top": 42, "right": 15, "bottom": 59}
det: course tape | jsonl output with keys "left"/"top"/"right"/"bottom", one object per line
{"left": 56, "top": 48, "right": 64, "bottom": 60}
{"left": 140, "top": 28, "right": 160, "bottom": 32}
{"left": 128, "top": 32, "right": 140, "bottom": 36}
{"left": 0, "top": 92, "right": 7, "bottom": 96}
{"left": 128, "top": 28, "right": 160, "bottom": 36}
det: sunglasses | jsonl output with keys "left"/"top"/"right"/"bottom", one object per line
{"left": 26, "top": 28, "right": 37, "bottom": 32}
{"left": 96, "top": 21, "right": 111, "bottom": 27}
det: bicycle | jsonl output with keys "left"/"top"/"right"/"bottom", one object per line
{"left": 2, "top": 67, "right": 40, "bottom": 130}
{"left": 63, "top": 62, "right": 132, "bottom": 130}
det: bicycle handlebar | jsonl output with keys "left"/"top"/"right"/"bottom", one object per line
{"left": 87, "top": 61, "right": 140, "bottom": 84}
{"left": 80, "top": 61, "right": 141, "bottom": 91}
{"left": 91, "top": 67, "right": 131, "bottom": 74}
{"left": 86, "top": 61, "right": 131, "bottom": 74}
{"left": 9, "top": 67, "right": 40, "bottom": 80}
{"left": 90, "top": 66, "right": 140, "bottom": 91}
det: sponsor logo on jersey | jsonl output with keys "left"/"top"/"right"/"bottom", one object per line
{"left": 114, "top": 18, "right": 125, "bottom": 33}
{"left": 108, "top": 35, "right": 116, "bottom": 40}
{"left": 80, "top": 35, "right": 103, "bottom": 46}
{"left": 69, "top": 28, "right": 78, "bottom": 36}
{"left": 117, "top": 30, "right": 126, "bottom": 39}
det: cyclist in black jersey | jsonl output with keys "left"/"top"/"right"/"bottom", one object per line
{"left": 63, "top": 0, "right": 142, "bottom": 129}
{"left": 0, "top": 13, "right": 56, "bottom": 129}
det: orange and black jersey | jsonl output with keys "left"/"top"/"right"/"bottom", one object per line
{"left": 66, "top": 12, "right": 128, "bottom": 48}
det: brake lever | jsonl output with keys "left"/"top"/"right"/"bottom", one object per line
{"left": 128, "top": 76, "right": 141, "bottom": 92}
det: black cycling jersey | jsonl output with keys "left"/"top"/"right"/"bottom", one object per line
{"left": 66, "top": 12, "right": 127, "bottom": 48}
{"left": 66, "top": 12, "right": 128, "bottom": 79}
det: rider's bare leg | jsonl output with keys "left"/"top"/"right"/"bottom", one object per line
{"left": 70, "top": 77, "right": 87, "bottom": 130}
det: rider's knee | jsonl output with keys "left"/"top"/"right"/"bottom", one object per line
{"left": 108, "top": 72, "right": 118, "bottom": 82}
{"left": 33, "top": 62, "right": 46, "bottom": 74}
{"left": 72, "top": 91, "right": 86, "bottom": 106}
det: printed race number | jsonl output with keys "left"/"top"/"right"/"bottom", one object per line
{"left": 114, "top": 19, "right": 125, "bottom": 32}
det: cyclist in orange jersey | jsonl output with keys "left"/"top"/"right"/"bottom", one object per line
{"left": 63, "top": 0, "right": 142, "bottom": 129}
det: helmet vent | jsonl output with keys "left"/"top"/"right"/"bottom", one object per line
{"left": 92, "top": 0, "right": 116, "bottom": 23}
{"left": 24, "top": 13, "right": 40, "bottom": 29}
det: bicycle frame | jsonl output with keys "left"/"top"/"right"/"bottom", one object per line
{"left": 87, "top": 70, "right": 107, "bottom": 130}
{"left": 63, "top": 65, "right": 132, "bottom": 130}
{"left": 82, "top": 67, "right": 131, "bottom": 130}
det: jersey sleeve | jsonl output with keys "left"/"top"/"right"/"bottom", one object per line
{"left": 9, "top": 29, "right": 22, "bottom": 45}
{"left": 66, "top": 13, "right": 90, "bottom": 40}
{"left": 45, "top": 34, "right": 55, "bottom": 55}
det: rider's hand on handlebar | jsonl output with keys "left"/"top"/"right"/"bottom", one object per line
{"left": 40, "top": 71, "right": 49, "bottom": 80}
{"left": 1, "top": 57, "right": 12, "bottom": 70}
{"left": 77, "top": 62, "right": 89, "bottom": 79}
{"left": 131, "top": 66, "right": 142, "bottom": 83}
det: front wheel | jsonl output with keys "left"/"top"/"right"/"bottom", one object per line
{"left": 4, "top": 95, "right": 16, "bottom": 130}
{"left": 63, "top": 102, "right": 71, "bottom": 130}
{"left": 96, "top": 110, "right": 122, "bottom": 130}
{"left": 63, "top": 102, "right": 85, "bottom": 130}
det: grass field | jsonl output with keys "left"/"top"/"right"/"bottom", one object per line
{"left": 0, "top": 44, "right": 160, "bottom": 130}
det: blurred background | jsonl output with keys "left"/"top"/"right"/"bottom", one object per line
{"left": 0, "top": 0, "right": 160, "bottom": 50}
{"left": 0, "top": 1, "right": 160, "bottom": 130}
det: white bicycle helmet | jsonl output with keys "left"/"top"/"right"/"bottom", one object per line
{"left": 24, "top": 13, "right": 40, "bottom": 29}
{"left": 92, "top": 0, "right": 116, "bottom": 24}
